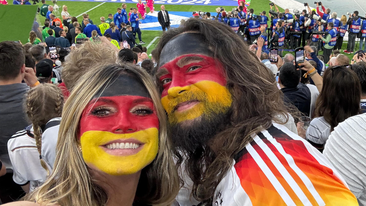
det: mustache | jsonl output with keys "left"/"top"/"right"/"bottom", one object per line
{"left": 165, "top": 91, "right": 207, "bottom": 114}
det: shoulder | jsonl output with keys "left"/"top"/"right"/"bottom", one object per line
{"left": 2, "top": 201, "right": 41, "bottom": 206}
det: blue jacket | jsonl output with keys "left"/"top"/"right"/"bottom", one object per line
{"left": 46, "top": 11, "right": 52, "bottom": 20}
{"left": 104, "top": 28, "right": 121, "bottom": 42}
{"left": 83, "top": 24, "right": 102, "bottom": 38}
{"left": 121, "top": 30, "right": 135, "bottom": 48}
{"left": 121, "top": 9, "right": 128, "bottom": 24}
{"left": 130, "top": 13, "right": 139, "bottom": 28}
{"left": 45, "top": 36, "right": 56, "bottom": 47}
{"left": 114, "top": 12, "right": 123, "bottom": 29}
{"left": 55, "top": 37, "right": 70, "bottom": 48}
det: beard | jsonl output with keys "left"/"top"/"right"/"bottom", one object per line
{"left": 169, "top": 105, "right": 232, "bottom": 155}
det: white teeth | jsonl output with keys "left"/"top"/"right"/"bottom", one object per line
{"left": 106, "top": 143, "right": 140, "bottom": 150}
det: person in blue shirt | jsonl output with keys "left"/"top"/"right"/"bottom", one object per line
{"left": 46, "top": 6, "right": 53, "bottom": 20}
{"left": 83, "top": 19, "right": 102, "bottom": 38}
{"left": 23, "top": 0, "right": 31, "bottom": 5}
{"left": 130, "top": 8, "right": 145, "bottom": 44}
{"left": 114, "top": 8, "right": 123, "bottom": 29}
{"left": 228, "top": 13, "right": 240, "bottom": 33}
{"left": 12, "top": 0, "right": 21, "bottom": 5}
{"left": 237, "top": 6, "right": 246, "bottom": 36}
{"left": 121, "top": 3, "right": 129, "bottom": 25}
{"left": 259, "top": 11, "right": 268, "bottom": 30}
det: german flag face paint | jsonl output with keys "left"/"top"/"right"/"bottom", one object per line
{"left": 157, "top": 50, "right": 232, "bottom": 124}
{"left": 79, "top": 75, "right": 159, "bottom": 176}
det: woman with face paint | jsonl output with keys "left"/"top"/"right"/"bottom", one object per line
{"left": 4, "top": 64, "right": 179, "bottom": 206}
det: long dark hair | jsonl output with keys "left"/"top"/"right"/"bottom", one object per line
{"left": 315, "top": 65, "right": 361, "bottom": 130}
{"left": 153, "top": 18, "right": 290, "bottom": 203}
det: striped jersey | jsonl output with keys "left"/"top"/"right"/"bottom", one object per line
{"left": 176, "top": 123, "right": 358, "bottom": 206}
{"left": 212, "top": 123, "right": 358, "bottom": 206}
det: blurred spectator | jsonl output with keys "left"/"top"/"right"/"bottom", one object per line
{"left": 279, "top": 63, "right": 311, "bottom": 116}
{"left": 55, "top": 30, "right": 71, "bottom": 48}
{"left": 306, "top": 65, "right": 361, "bottom": 151}
{"left": 121, "top": 25, "right": 135, "bottom": 49}
{"left": 70, "top": 22, "right": 79, "bottom": 44}
{"left": 29, "top": 45, "right": 48, "bottom": 64}
{"left": 81, "top": 13, "right": 94, "bottom": 31}
{"left": 106, "top": 13, "right": 113, "bottom": 24}
{"left": 98, "top": 16, "right": 110, "bottom": 35}
{"left": 283, "top": 53, "right": 295, "bottom": 63}
{"left": 36, "top": 59, "right": 54, "bottom": 83}
{"left": 336, "top": 54, "right": 350, "bottom": 66}
{"left": 53, "top": 21, "right": 63, "bottom": 38}
{"left": 104, "top": 22, "right": 121, "bottom": 44}
{"left": 83, "top": 19, "right": 101, "bottom": 38}
{"left": 104, "top": 33, "right": 120, "bottom": 49}
{"left": 28, "top": 31, "right": 41, "bottom": 45}
{"left": 40, "top": 0, "right": 48, "bottom": 17}
{"left": 50, "top": 14, "right": 63, "bottom": 30}
{"left": 260, "top": 52, "right": 278, "bottom": 76}
{"left": 141, "top": 59, "right": 154, "bottom": 75}
{"left": 32, "top": 19, "right": 43, "bottom": 40}
{"left": 42, "top": 21, "right": 55, "bottom": 41}
{"left": 0, "top": 41, "right": 38, "bottom": 203}
{"left": 323, "top": 113, "right": 366, "bottom": 205}
{"left": 61, "top": 5, "right": 72, "bottom": 27}
{"left": 63, "top": 26, "right": 72, "bottom": 45}
{"left": 75, "top": 27, "right": 87, "bottom": 41}
{"left": 118, "top": 48, "right": 135, "bottom": 64}
{"left": 7, "top": 84, "right": 63, "bottom": 193}
{"left": 46, "top": 6, "right": 53, "bottom": 20}
{"left": 352, "top": 62, "right": 366, "bottom": 113}
{"left": 45, "top": 30, "right": 56, "bottom": 47}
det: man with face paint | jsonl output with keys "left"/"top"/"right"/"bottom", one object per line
{"left": 79, "top": 74, "right": 159, "bottom": 176}
{"left": 154, "top": 18, "right": 358, "bottom": 206}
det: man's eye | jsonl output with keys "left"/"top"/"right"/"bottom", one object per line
{"left": 161, "top": 78, "right": 172, "bottom": 85}
{"left": 91, "top": 107, "right": 112, "bottom": 117}
{"left": 188, "top": 66, "right": 201, "bottom": 72}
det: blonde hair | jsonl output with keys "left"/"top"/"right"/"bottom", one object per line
{"left": 91, "top": 30, "right": 98, "bottom": 38}
{"left": 62, "top": 5, "right": 67, "bottom": 11}
{"left": 25, "top": 84, "right": 64, "bottom": 174}
{"left": 27, "top": 64, "right": 180, "bottom": 206}
{"left": 29, "top": 31, "right": 37, "bottom": 44}
{"left": 63, "top": 26, "right": 69, "bottom": 33}
{"left": 341, "top": 15, "right": 347, "bottom": 25}
{"left": 110, "top": 22, "right": 117, "bottom": 33}
{"left": 61, "top": 41, "right": 117, "bottom": 91}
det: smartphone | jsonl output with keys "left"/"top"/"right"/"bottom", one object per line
{"left": 123, "top": 40, "right": 129, "bottom": 49}
{"left": 49, "top": 47, "right": 58, "bottom": 60}
{"left": 295, "top": 47, "right": 305, "bottom": 66}
{"left": 269, "top": 48, "right": 278, "bottom": 63}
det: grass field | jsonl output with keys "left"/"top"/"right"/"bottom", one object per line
{"left": 7, "top": 0, "right": 357, "bottom": 58}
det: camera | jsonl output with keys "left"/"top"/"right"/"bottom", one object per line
{"left": 304, "top": 3, "right": 308, "bottom": 6}
{"left": 314, "top": 2, "right": 321, "bottom": 5}
{"left": 269, "top": 2, "right": 274, "bottom": 6}
{"left": 312, "top": 31, "right": 327, "bottom": 35}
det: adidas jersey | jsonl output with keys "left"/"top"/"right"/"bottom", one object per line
{"left": 41, "top": 117, "right": 61, "bottom": 171}
{"left": 7, "top": 126, "right": 47, "bottom": 192}
{"left": 177, "top": 123, "right": 358, "bottom": 206}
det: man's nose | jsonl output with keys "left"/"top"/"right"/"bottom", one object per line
{"left": 167, "top": 86, "right": 190, "bottom": 98}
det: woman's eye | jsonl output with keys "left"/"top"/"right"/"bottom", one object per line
{"left": 133, "top": 108, "right": 153, "bottom": 116}
{"left": 91, "top": 107, "right": 112, "bottom": 117}
{"left": 161, "top": 78, "right": 172, "bottom": 85}
{"left": 188, "top": 66, "right": 201, "bottom": 72}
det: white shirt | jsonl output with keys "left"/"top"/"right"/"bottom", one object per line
{"left": 7, "top": 127, "right": 48, "bottom": 192}
{"left": 306, "top": 116, "right": 331, "bottom": 145}
{"left": 324, "top": 113, "right": 366, "bottom": 206}
{"left": 305, "top": 84, "right": 319, "bottom": 118}
{"left": 41, "top": 117, "right": 61, "bottom": 171}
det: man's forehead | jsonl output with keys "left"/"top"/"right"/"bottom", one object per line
{"left": 158, "top": 33, "right": 213, "bottom": 68}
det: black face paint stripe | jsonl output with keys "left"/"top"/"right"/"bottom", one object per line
{"left": 158, "top": 33, "right": 214, "bottom": 68}
{"left": 95, "top": 74, "right": 150, "bottom": 98}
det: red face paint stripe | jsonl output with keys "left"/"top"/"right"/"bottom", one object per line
{"left": 79, "top": 95, "right": 159, "bottom": 138}
{"left": 158, "top": 54, "right": 227, "bottom": 97}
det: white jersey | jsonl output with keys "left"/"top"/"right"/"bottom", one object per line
{"left": 176, "top": 123, "right": 358, "bottom": 206}
{"left": 41, "top": 117, "right": 61, "bottom": 171}
{"left": 7, "top": 126, "right": 47, "bottom": 192}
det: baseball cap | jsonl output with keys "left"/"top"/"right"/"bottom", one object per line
{"left": 36, "top": 59, "right": 53, "bottom": 79}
